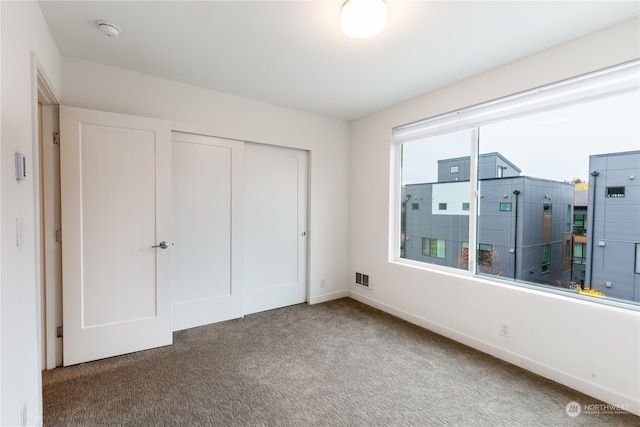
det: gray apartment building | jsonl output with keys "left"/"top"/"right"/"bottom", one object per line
{"left": 403, "top": 153, "right": 575, "bottom": 287}
{"left": 586, "top": 150, "right": 640, "bottom": 302}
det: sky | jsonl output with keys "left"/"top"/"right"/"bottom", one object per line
{"left": 402, "top": 90, "right": 640, "bottom": 185}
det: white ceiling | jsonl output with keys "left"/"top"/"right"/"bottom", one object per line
{"left": 38, "top": 1, "right": 639, "bottom": 121}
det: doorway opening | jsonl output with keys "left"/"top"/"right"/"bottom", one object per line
{"left": 34, "top": 60, "right": 61, "bottom": 370}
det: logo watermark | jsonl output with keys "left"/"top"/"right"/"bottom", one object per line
{"left": 566, "top": 401, "right": 630, "bottom": 417}
{"left": 566, "top": 401, "right": 581, "bottom": 417}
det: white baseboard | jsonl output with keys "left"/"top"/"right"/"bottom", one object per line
{"left": 348, "top": 291, "right": 640, "bottom": 417}
{"left": 308, "top": 290, "right": 349, "bottom": 305}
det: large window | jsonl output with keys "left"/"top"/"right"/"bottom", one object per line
{"left": 395, "top": 60, "right": 639, "bottom": 305}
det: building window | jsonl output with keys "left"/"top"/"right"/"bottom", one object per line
{"left": 542, "top": 244, "right": 551, "bottom": 273}
{"left": 459, "top": 242, "right": 470, "bottom": 270}
{"left": 574, "top": 213, "right": 586, "bottom": 236}
{"left": 438, "top": 203, "right": 447, "bottom": 210}
{"left": 478, "top": 244, "right": 493, "bottom": 266}
{"left": 395, "top": 60, "right": 639, "bottom": 305}
{"left": 422, "top": 238, "right": 446, "bottom": 258}
{"left": 574, "top": 242, "right": 586, "bottom": 265}
{"left": 606, "top": 186, "right": 625, "bottom": 198}
{"left": 542, "top": 204, "right": 553, "bottom": 242}
{"left": 411, "top": 203, "right": 419, "bottom": 210}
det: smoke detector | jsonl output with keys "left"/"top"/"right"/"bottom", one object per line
{"left": 96, "top": 20, "right": 121, "bottom": 38}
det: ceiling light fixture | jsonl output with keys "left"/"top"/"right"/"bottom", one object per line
{"left": 341, "top": 0, "right": 388, "bottom": 39}
{"left": 96, "top": 20, "right": 121, "bottom": 38}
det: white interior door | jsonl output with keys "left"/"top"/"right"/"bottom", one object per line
{"left": 245, "top": 143, "right": 308, "bottom": 314}
{"left": 171, "top": 132, "right": 244, "bottom": 331}
{"left": 60, "top": 106, "right": 172, "bottom": 366}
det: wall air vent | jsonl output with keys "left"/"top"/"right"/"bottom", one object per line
{"left": 355, "top": 272, "right": 371, "bottom": 289}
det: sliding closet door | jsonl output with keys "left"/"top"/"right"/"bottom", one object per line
{"left": 245, "top": 143, "right": 308, "bottom": 314}
{"left": 171, "top": 132, "right": 244, "bottom": 330}
{"left": 173, "top": 136, "right": 306, "bottom": 326}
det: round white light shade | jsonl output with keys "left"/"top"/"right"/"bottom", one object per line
{"left": 341, "top": 0, "right": 388, "bottom": 39}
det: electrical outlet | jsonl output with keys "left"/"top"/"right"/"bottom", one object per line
{"left": 320, "top": 278, "right": 326, "bottom": 288}
{"left": 500, "top": 320, "right": 511, "bottom": 338}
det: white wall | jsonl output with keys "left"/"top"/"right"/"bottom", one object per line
{"left": 0, "top": 1, "right": 61, "bottom": 425}
{"left": 349, "top": 17, "right": 640, "bottom": 416}
{"left": 60, "top": 57, "right": 350, "bottom": 307}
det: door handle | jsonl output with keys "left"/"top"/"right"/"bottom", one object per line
{"left": 151, "top": 241, "right": 172, "bottom": 249}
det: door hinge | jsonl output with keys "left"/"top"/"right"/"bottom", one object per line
{"left": 53, "top": 131, "right": 60, "bottom": 145}
{"left": 55, "top": 229, "right": 62, "bottom": 242}
{"left": 56, "top": 325, "right": 63, "bottom": 338}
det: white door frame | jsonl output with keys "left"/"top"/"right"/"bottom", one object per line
{"left": 32, "top": 53, "right": 61, "bottom": 370}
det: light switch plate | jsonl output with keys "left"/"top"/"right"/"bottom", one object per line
{"left": 15, "top": 152, "right": 26, "bottom": 181}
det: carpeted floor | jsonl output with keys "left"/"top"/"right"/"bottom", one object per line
{"left": 43, "top": 297, "right": 639, "bottom": 426}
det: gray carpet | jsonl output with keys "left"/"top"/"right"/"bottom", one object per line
{"left": 43, "top": 298, "right": 639, "bottom": 426}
